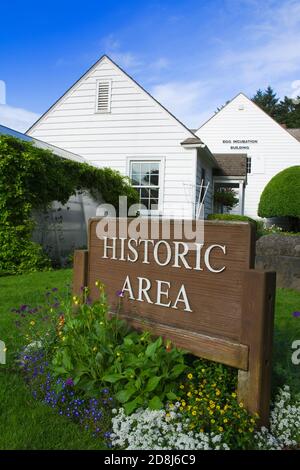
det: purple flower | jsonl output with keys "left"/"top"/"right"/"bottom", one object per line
{"left": 293, "top": 311, "right": 300, "bottom": 318}
{"left": 116, "top": 290, "right": 124, "bottom": 298}
{"left": 52, "top": 288, "right": 58, "bottom": 292}
{"left": 20, "top": 304, "right": 28, "bottom": 311}
{"left": 102, "top": 388, "right": 109, "bottom": 394}
{"left": 65, "top": 378, "right": 74, "bottom": 387}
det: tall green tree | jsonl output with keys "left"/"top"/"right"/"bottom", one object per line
{"left": 252, "top": 86, "right": 300, "bottom": 128}
{"left": 252, "top": 86, "right": 279, "bottom": 118}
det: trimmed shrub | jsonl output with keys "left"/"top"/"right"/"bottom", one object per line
{"left": 258, "top": 166, "right": 300, "bottom": 219}
{"left": 0, "top": 135, "right": 138, "bottom": 274}
{"left": 207, "top": 213, "right": 257, "bottom": 227}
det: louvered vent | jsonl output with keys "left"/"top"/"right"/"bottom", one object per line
{"left": 96, "top": 80, "right": 111, "bottom": 113}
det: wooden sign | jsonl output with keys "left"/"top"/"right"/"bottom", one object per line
{"left": 73, "top": 218, "right": 276, "bottom": 425}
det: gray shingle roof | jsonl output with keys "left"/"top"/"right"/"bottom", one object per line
{"left": 213, "top": 153, "right": 247, "bottom": 177}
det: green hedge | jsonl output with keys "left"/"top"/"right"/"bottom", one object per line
{"left": 207, "top": 213, "right": 257, "bottom": 227}
{"left": 0, "top": 135, "right": 138, "bottom": 275}
{"left": 258, "top": 166, "right": 300, "bottom": 218}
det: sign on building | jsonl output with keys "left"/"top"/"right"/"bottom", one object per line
{"left": 73, "top": 218, "right": 276, "bottom": 425}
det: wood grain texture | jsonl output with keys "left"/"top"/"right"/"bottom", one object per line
{"left": 237, "top": 270, "right": 276, "bottom": 426}
{"left": 87, "top": 218, "right": 255, "bottom": 342}
{"left": 73, "top": 250, "right": 88, "bottom": 296}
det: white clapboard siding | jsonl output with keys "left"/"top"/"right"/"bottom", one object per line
{"left": 27, "top": 55, "right": 208, "bottom": 219}
{"left": 197, "top": 93, "right": 300, "bottom": 218}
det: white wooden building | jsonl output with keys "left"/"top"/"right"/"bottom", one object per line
{"left": 27, "top": 55, "right": 217, "bottom": 219}
{"left": 27, "top": 56, "right": 300, "bottom": 219}
{"left": 196, "top": 93, "right": 300, "bottom": 218}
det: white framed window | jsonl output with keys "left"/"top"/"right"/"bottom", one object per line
{"left": 95, "top": 79, "right": 112, "bottom": 113}
{"left": 129, "top": 160, "right": 161, "bottom": 212}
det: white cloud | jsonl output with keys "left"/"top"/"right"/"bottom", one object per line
{"left": 110, "top": 51, "right": 142, "bottom": 70}
{"left": 0, "top": 104, "right": 40, "bottom": 133}
{"left": 218, "top": 0, "right": 300, "bottom": 91}
{"left": 291, "top": 80, "right": 300, "bottom": 99}
{"left": 150, "top": 80, "right": 218, "bottom": 128}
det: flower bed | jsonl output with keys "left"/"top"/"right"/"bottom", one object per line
{"left": 13, "top": 283, "right": 300, "bottom": 450}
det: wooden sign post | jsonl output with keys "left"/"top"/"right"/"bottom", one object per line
{"left": 73, "top": 218, "right": 276, "bottom": 426}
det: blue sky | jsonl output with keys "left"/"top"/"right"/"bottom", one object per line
{"left": 1, "top": 0, "right": 300, "bottom": 131}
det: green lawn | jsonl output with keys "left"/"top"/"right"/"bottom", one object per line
{"left": 0, "top": 269, "right": 104, "bottom": 450}
{"left": 0, "top": 269, "right": 299, "bottom": 449}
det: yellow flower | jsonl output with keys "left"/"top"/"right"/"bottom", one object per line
{"left": 223, "top": 418, "right": 228, "bottom": 423}
{"left": 239, "top": 402, "right": 244, "bottom": 408}
{"left": 192, "top": 411, "right": 197, "bottom": 416}
{"left": 220, "top": 410, "right": 225, "bottom": 415}
{"left": 218, "top": 426, "right": 224, "bottom": 432}
{"left": 212, "top": 383, "right": 216, "bottom": 388}
{"left": 58, "top": 331, "right": 62, "bottom": 336}
{"left": 238, "top": 428, "right": 242, "bottom": 433}
{"left": 201, "top": 368, "right": 205, "bottom": 373}
{"left": 231, "top": 392, "right": 237, "bottom": 398}
{"left": 116, "top": 352, "right": 121, "bottom": 357}
{"left": 249, "top": 427, "right": 254, "bottom": 432}
{"left": 187, "top": 373, "right": 193, "bottom": 380}
{"left": 30, "top": 320, "right": 35, "bottom": 326}
{"left": 180, "top": 384, "right": 184, "bottom": 389}
{"left": 179, "top": 406, "right": 183, "bottom": 411}
{"left": 187, "top": 391, "right": 192, "bottom": 397}
{"left": 93, "top": 346, "right": 97, "bottom": 352}
{"left": 209, "top": 410, "right": 214, "bottom": 415}
{"left": 196, "top": 397, "right": 200, "bottom": 402}
{"left": 181, "top": 401, "right": 186, "bottom": 407}
{"left": 250, "top": 418, "right": 255, "bottom": 424}
{"left": 216, "top": 405, "right": 220, "bottom": 410}
{"left": 62, "top": 336, "right": 66, "bottom": 341}
{"left": 216, "top": 390, "right": 221, "bottom": 396}
{"left": 211, "top": 419, "right": 215, "bottom": 424}
{"left": 3, "top": 347, "right": 7, "bottom": 352}
{"left": 200, "top": 428, "right": 204, "bottom": 433}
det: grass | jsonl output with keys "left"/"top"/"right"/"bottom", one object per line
{"left": 0, "top": 269, "right": 104, "bottom": 450}
{"left": 0, "top": 269, "right": 300, "bottom": 449}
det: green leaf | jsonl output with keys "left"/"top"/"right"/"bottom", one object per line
{"left": 124, "top": 398, "right": 140, "bottom": 415}
{"left": 102, "top": 373, "right": 123, "bottom": 383}
{"left": 149, "top": 395, "right": 163, "bottom": 410}
{"left": 169, "top": 363, "right": 187, "bottom": 379}
{"left": 145, "top": 337, "right": 162, "bottom": 359}
{"left": 124, "top": 336, "right": 134, "bottom": 347}
{"left": 166, "top": 391, "right": 177, "bottom": 400}
{"left": 145, "top": 376, "right": 161, "bottom": 392}
{"left": 115, "top": 387, "right": 136, "bottom": 404}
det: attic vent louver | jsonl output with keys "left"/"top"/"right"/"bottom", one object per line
{"left": 96, "top": 80, "right": 111, "bottom": 113}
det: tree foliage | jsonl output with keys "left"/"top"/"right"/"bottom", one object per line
{"left": 252, "top": 86, "right": 300, "bottom": 128}
{"left": 0, "top": 135, "right": 138, "bottom": 274}
{"left": 258, "top": 166, "right": 300, "bottom": 219}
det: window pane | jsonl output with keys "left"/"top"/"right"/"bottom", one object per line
{"left": 149, "top": 199, "right": 159, "bottom": 210}
{"left": 141, "top": 188, "right": 150, "bottom": 198}
{"left": 141, "top": 163, "right": 151, "bottom": 186}
{"left": 150, "top": 173, "right": 159, "bottom": 185}
{"left": 131, "top": 162, "right": 141, "bottom": 185}
{"left": 149, "top": 162, "right": 159, "bottom": 174}
{"left": 140, "top": 198, "right": 150, "bottom": 209}
{"left": 150, "top": 188, "right": 159, "bottom": 198}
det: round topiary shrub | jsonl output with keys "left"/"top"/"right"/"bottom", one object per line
{"left": 258, "top": 166, "right": 300, "bottom": 230}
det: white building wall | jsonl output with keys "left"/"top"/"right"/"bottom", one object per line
{"left": 28, "top": 56, "right": 201, "bottom": 219}
{"left": 196, "top": 93, "right": 300, "bottom": 218}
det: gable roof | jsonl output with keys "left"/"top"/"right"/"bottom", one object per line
{"left": 196, "top": 92, "right": 300, "bottom": 145}
{"left": 26, "top": 55, "right": 200, "bottom": 141}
